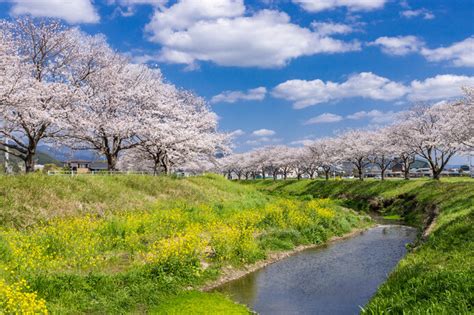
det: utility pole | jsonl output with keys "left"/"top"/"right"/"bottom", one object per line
{"left": 470, "top": 152, "right": 474, "bottom": 178}
{"left": 4, "top": 138, "right": 12, "bottom": 174}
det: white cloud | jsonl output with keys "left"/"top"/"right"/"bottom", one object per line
{"left": 144, "top": 1, "right": 360, "bottom": 68}
{"left": 408, "top": 74, "right": 474, "bottom": 101}
{"left": 9, "top": 0, "right": 100, "bottom": 24}
{"left": 211, "top": 87, "right": 267, "bottom": 104}
{"left": 246, "top": 137, "right": 281, "bottom": 146}
{"left": 372, "top": 36, "right": 473, "bottom": 67}
{"left": 110, "top": 0, "right": 167, "bottom": 17}
{"left": 400, "top": 8, "right": 435, "bottom": 20}
{"left": 370, "top": 36, "right": 424, "bottom": 56}
{"left": 252, "top": 129, "right": 276, "bottom": 136}
{"left": 290, "top": 139, "right": 315, "bottom": 146}
{"left": 272, "top": 72, "right": 408, "bottom": 108}
{"left": 311, "top": 21, "right": 353, "bottom": 36}
{"left": 273, "top": 72, "right": 474, "bottom": 107}
{"left": 304, "top": 113, "right": 343, "bottom": 124}
{"left": 346, "top": 110, "right": 398, "bottom": 123}
{"left": 292, "top": 0, "right": 387, "bottom": 12}
{"left": 229, "top": 129, "right": 245, "bottom": 137}
{"left": 421, "top": 37, "right": 474, "bottom": 67}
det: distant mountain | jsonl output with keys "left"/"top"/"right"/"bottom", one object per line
{"left": 37, "top": 145, "right": 100, "bottom": 162}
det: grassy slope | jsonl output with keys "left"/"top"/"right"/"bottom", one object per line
{"left": 0, "top": 174, "right": 269, "bottom": 228}
{"left": 244, "top": 178, "right": 474, "bottom": 313}
{"left": 0, "top": 174, "right": 367, "bottom": 314}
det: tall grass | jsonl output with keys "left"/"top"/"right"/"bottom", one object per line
{"left": 0, "top": 174, "right": 269, "bottom": 228}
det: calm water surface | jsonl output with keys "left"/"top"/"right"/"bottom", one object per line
{"left": 216, "top": 225, "right": 417, "bottom": 315}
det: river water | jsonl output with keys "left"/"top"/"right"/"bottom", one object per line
{"left": 215, "top": 225, "right": 417, "bottom": 315}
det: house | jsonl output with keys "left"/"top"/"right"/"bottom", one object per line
{"left": 390, "top": 160, "right": 431, "bottom": 178}
{"left": 64, "top": 160, "right": 108, "bottom": 173}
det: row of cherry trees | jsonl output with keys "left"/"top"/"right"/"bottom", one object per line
{"left": 0, "top": 18, "right": 229, "bottom": 173}
{"left": 220, "top": 90, "right": 473, "bottom": 180}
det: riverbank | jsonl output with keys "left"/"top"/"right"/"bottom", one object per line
{"left": 244, "top": 178, "right": 474, "bottom": 313}
{"left": 202, "top": 225, "right": 370, "bottom": 291}
{"left": 0, "top": 174, "right": 369, "bottom": 313}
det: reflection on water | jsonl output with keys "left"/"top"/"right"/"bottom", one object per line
{"left": 215, "top": 225, "right": 417, "bottom": 315}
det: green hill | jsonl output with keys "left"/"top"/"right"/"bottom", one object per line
{"left": 0, "top": 174, "right": 367, "bottom": 313}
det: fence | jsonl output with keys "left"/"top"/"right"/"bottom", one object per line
{"left": 47, "top": 170, "right": 155, "bottom": 176}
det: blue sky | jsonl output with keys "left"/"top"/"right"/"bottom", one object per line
{"left": 1, "top": 0, "right": 473, "bottom": 161}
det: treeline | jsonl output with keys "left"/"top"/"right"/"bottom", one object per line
{"left": 0, "top": 18, "right": 229, "bottom": 174}
{"left": 221, "top": 92, "right": 473, "bottom": 180}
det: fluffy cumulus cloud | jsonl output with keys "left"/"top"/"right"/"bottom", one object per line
{"left": 272, "top": 72, "right": 474, "bottom": 107}
{"left": 400, "top": 8, "right": 435, "bottom": 20}
{"left": 303, "top": 110, "right": 399, "bottom": 126}
{"left": 304, "top": 113, "right": 343, "bottom": 125}
{"left": 370, "top": 36, "right": 424, "bottom": 56}
{"left": 421, "top": 37, "right": 474, "bottom": 67}
{"left": 372, "top": 36, "right": 473, "bottom": 67}
{"left": 211, "top": 87, "right": 267, "bottom": 104}
{"left": 272, "top": 72, "right": 408, "bottom": 108}
{"left": 346, "top": 110, "right": 398, "bottom": 123}
{"left": 292, "top": 0, "right": 387, "bottom": 12}
{"left": 310, "top": 21, "right": 354, "bottom": 36}
{"left": 9, "top": 0, "right": 100, "bottom": 24}
{"left": 408, "top": 74, "right": 474, "bottom": 101}
{"left": 143, "top": 0, "right": 360, "bottom": 68}
{"left": 252, "top": 129, "right": 276, "bottom": 136}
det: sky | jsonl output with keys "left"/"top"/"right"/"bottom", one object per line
{"left": 0, "top": 0, "right": 473, "bottom": 162}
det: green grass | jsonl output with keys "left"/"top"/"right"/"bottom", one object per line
{"left": 0, "top": 173, "right": 269, "bottom": 228}
{"left": 0, "top": 174, "right": 368, "bottom": 313}
{"left": 152, "top": 291, "right": 250, "bottom": 315}
{"left": 244, "top": 178, "right": 474, "bottom": 313}
{"left": 382, "top": 214, "right": 401, "bottom": 220}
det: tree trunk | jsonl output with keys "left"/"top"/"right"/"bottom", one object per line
{"left": 381, "top": 168, "right": 385, "bottom": 180}
{"left": 24, "top": 152, "right": 35, "bottom": 173}
{"left": 262, "top": 168, "right": 266, "bottom": 179}
{"left": 105, "top": 153, "right": 118, "bottom": 172}
{"left": 403, "top": 161, "right": 410, "bottom": 180}
{"left": 432, "top": 168, "right": 441, "bottom": 180}
{"left": 323, "top": 166, "right": 331, "bottom": 181}
{"left": 357, "top": 165, "right": 363, "bottom": 181}
{"left": 153, "top": 161, "right": 160, "bottom": 176}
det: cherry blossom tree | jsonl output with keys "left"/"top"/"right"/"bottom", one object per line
{"left": 135, "top": 88, "right": 229, "bottom": 175}
{"left": 399, "top": 103, "right": 462, "bottom": 180}
{"left": 0, "top": 18, "right": 84, "bottom": 172}
{"left": 387, "top": 124, "right": 416, "bottom": 180}
{"left": 442, "top": 87, "right": 474, "bottom": 152}
{"left": 336, "top": 129, "right": 372, "bottom": 180}
{"left": 308, "top": 138, "right": 339, "bottom": 180}
{"left": 63, "top": 54, "right": 155, "bottom": 171}
{"left": 367, "top": 129, "right": 396, "bottom": 180}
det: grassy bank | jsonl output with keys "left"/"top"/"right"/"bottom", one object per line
{"left": 244, "top": 178, "right": 474, "bottom": 313}
{"left": 0, "top": 174, "right": 368, "bottom": 313}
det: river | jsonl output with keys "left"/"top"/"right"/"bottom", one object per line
{"left": 215, "top": 225, "right": 417, "bottom": 315}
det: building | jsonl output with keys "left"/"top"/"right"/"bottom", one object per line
{"left": 64, "top": 160, "right": 108, "bottom": 173}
